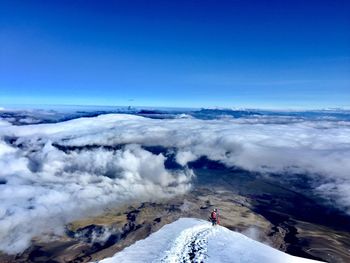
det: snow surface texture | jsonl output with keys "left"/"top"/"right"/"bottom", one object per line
{"left": 98, "top": 218, "right": 322, "bottom": 263}
{"left": 1, "top": 112, "right": 350, "bottom": 253}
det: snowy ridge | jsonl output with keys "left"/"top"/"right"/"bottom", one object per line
{"left": 98, "top": 218, "right": 322, "bottom": 263}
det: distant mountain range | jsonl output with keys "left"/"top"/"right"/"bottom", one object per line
{"left": 1, "top": 106, "right": 350, "bottom": 125}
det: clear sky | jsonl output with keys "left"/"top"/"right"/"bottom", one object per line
{"left": 1, "top": 0, "right": 349, "bottom": 109}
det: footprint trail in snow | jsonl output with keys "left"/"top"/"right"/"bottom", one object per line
{"left": 161, "top": 224, "right": 214, "bottom": 263}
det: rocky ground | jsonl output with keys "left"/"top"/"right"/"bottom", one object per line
{"left": 1, "top": 164, "right": 350, "bottom": 263}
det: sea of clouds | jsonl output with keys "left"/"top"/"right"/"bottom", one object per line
{"left": 1, "top": 112, "right": 350, "bottom": 254}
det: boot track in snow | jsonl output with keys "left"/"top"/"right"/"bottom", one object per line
{"left": 161, "top": 224, "right": 213, "bottom": 263}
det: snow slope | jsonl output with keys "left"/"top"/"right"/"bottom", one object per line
{"left": 98, "top": 218, "right": 322, "bottom": 263}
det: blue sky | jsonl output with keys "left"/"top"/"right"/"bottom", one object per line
{"left": 1, "top": 0, "right": 349, "bottom": 109}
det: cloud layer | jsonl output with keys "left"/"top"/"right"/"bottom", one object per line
{"left": 1, "top": 113, "right": 350, "bottom": 254}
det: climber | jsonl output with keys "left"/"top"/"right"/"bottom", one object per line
{"left": 210, "top": 208, "right": 219, "bottom": 226}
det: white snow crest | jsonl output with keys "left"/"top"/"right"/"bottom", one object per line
{"left": 98, "top": 218, "right": 323, "bottom": 263}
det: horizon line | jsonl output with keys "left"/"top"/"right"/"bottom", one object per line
{"left": 1, "top": 103, "right": 350, "bottom": 112}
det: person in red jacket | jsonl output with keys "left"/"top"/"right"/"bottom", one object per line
{"left": 210, "top": 208, "right": 219, "bottom": 226}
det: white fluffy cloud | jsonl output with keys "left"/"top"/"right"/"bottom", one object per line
{"left": 0, "top": 113, "right": 350, "bottom": 254}
{"left": 0, "top": 119, "right": 193, "bottom": 253}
